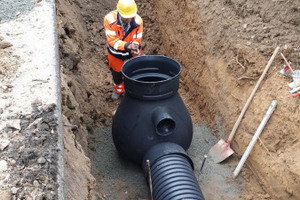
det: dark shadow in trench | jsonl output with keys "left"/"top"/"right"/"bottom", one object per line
{"left": 88, "top": 126, "right": 150, "bottom": 200}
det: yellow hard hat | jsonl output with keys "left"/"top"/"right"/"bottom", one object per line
{"left": 117, "top": 0, "right": 137, "bottom": 18}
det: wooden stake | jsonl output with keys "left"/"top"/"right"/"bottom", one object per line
{"left": 280, "top": 52, "right": 294, "bottom": 73}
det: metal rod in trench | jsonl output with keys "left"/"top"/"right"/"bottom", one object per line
{"left": 146, "top": 160, "right": 153, "bottom": 200}
{"left": 200, "top": 154, "right": 208, "bottom": 173}
{"left": 233, "top": 100, "right": 277, "bottom": 178}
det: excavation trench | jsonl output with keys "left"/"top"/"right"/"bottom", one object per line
{"left": 58, "top": 0, "right": 300, "bottom": 199}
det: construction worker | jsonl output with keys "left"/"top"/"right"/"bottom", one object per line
{"left": 104, "top": 0, "right": 143, "bottom": 100}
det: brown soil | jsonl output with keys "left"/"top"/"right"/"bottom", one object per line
{"left": 56, "top": 0, "right": 300, "bottom": 199}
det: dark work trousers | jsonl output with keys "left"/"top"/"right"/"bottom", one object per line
{"left": 110, "top": 68, "right": 123, "bottom": 85}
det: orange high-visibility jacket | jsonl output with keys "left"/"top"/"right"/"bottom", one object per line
{"left": 104, "top": 10, "right": 143, "bottom": 62}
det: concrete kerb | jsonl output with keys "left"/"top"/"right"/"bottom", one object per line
{"left": 0, "top": 0, "right": 65, "bottom": 199}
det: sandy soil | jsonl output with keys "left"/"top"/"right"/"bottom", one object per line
{"left": 155, "top": 1, "right": 300, "bottom": 199}
{"left": 1, "top": 0, "right": 299, "bottom": 199}
{"left": 43, "top": 0, "right": 300, "bottom": 199}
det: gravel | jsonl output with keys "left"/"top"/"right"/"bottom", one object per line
{"left": 0, "top": 0, "right": 36, "bottom": 23}
{"left": 189, "top": 124, "right": 241, "bottom": 200}
{"left": 90, "top": 124, "right": 242, "bottom": 200}
{"left": 0, "top": 103, "right": 60, "bottom": 199}
{"left": 0, "top": 0, "right": 64, "bottom": 198}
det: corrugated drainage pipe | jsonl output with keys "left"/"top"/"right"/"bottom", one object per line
{"left": 143, "top": 142, "right": 205, "bottom": 200}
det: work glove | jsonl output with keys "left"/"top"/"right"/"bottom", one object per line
{"left": 130, "top": 48, "right": 139, "bottom": 57}
{"left": 128, "top": 41, "right": 140, "bottom": 56}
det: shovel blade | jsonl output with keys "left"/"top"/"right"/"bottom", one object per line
{"left": 209, "top": 139, "right": 234, "bottom": 163}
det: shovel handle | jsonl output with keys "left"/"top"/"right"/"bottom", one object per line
{"left": 228, "top": 46, "right": 280, "bottom": 142}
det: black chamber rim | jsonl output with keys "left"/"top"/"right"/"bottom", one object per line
{"left": 121, "top": 55, "right": 182, "bottom": 84}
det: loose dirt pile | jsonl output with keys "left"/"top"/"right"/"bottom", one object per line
{"left": 58, "top": 0, "right": 299, "bottom": 199}
{"left": 0, "top": 103, "right": 60, "bottom": 199}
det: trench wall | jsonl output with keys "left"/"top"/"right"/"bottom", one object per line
{"left": 154, "top": 0, "right": 300, "bottom": 199}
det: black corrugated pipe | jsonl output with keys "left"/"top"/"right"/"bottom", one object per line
{"left": 143, "top": 143, "right": 204, "bottom": 200}
{"left": 112, "top": 55, "right": 205, "bottom": 200}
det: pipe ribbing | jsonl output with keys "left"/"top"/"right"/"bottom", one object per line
{"left": 143, "top": 143, "right": 204, "bottom": 200}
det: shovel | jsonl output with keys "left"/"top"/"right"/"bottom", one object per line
{"left": 209, "top": 46, "right": 280, "bottom": 163}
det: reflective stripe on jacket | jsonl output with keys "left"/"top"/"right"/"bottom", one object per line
{"left": 104, "top": 10, "right": 143, "bottom": 61}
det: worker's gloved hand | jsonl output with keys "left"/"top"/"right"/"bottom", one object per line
{"left": 128, "top": 41, "right": 140, "bottom": 56}
{"left": 130, "top": 48, "right": 139, "bottom": 57}
{"left": 128, "top": 41, "right": 140, "bottom": 51}
{"left": 131, "top": 41, "right": 140, "bottom": 50}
